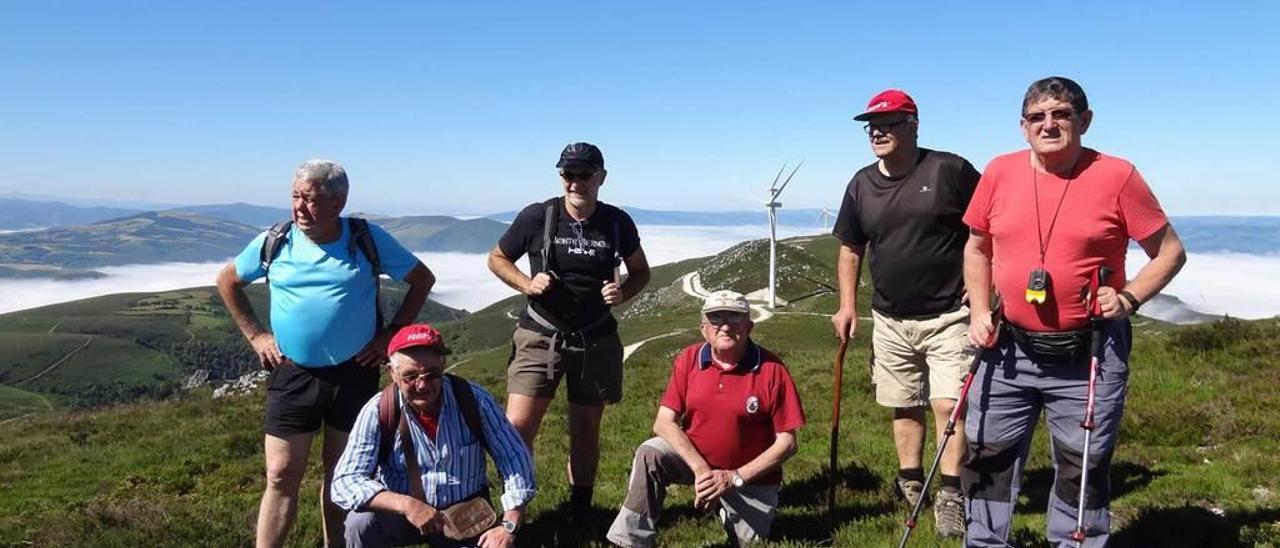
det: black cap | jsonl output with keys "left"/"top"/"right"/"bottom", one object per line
{"left": 555, "top": 142, "right": 604, "bottom": 170}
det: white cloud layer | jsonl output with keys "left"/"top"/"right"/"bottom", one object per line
{"left": 1, "top": 226, "right": 1276, "bottom": 321}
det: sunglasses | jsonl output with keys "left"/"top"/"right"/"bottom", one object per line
{"left": 399, "top": 370, "right": 444, "bottom": 385}
{"left": 1022, "top": 108, "right": 1076, "bottom": 124}
{"left": 560, "top": 170, "right": 596, "bottom": 182}
{"left": 862, "top": 118, "right": 910, "bottom": 135}
{"left": 703, "top": 313, "right": 749, "bottom": 327}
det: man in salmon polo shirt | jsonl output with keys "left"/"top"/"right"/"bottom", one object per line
{"left": 960, "top": 76, "right": 1186, "bottom": 547}
{"left": 605, "top": 291, "right": 805, "bottom": 547}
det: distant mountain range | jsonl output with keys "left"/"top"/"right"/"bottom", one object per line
{"left": 0, "top": 212, "right": 262, "bottom": 277}
{"left": 0, "top": 204, "right": 509, "bottom": 279}
{"left": 0, "top": 198, "right": 141, "bottom": 230}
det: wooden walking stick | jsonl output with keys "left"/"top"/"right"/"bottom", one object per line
{"left": 828, "top": 337, "right": 849, "bottom": 518}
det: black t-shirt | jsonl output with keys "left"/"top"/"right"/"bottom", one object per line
{"left": 498, "top": 198, "right": 641, "bottom": 333}
{"left": 832, "top": 148, "right": 980, "bottom": 318}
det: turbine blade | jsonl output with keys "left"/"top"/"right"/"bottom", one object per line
{"left": 773, "top": 160, "right": 804, "bottom": 197}
{"left": 768, "top": 163, "right": 787, "bottom": 193}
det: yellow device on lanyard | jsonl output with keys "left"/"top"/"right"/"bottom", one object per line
{"left": 1026, "top": 268, "right": 1049, "bottom": 305}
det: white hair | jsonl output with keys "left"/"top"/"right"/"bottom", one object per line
{"left": 293, "top": 159, "right": 349, "bottom": 197}
{"left": 387, "top": 348, "right": 446, "bottom": 373}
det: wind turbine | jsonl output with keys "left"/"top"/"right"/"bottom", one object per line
{"left": 817, "top": 208, "right": 836, "bottom": 231}
{"left": 761, "top": 161, "right": 803, "bottom": 309}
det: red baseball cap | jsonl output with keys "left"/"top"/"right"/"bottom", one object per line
{"left": 386, "top": 324, "right": 451, "bottom": 356}
{"left": 853, "top": 89, "right": 918, "bottom": 121}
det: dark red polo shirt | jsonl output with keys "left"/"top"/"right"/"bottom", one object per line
{"left": 660, "top": 341, "right": 806, "bottom": 485}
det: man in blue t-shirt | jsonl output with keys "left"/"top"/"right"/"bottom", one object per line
{"left": 215, "top": 159, "right": 435, "bottom": 548}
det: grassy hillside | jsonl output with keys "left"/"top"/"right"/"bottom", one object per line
{"left": 0, "top": 235, "right": 1277, "bottom": 546}
{"left": 0, "top": 282, "right": 466, "bottom": 417}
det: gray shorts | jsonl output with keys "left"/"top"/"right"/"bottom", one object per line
{"left": 506, "top": 326, "right": 624, "bottom": 406}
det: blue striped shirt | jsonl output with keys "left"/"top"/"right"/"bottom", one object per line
{"left": 331, "top": 377, "right": 536, "bottom": 512}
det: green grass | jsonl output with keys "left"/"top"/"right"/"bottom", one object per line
{"left": 1, "top": 235, "right": 1277, "bottom": 547}
{"left": 0, "top": 385, "right": 51, "bottom": 420}
{"left": 0, "top": 283, "right": 469, "bottom": 417}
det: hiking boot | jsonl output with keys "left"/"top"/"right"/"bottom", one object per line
{"left": 896, "top": 477, "right": 927, "bottom": 508}
{"left": 934, "top": 488, "right": 966, "bottom": 538}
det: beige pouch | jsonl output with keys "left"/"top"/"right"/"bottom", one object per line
{"left": 441, "top": 494, "right": 498, "bottom": 540}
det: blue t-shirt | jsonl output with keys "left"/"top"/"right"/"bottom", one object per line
{"left": 234, "top": 219, "right": 420, "bottom": 367}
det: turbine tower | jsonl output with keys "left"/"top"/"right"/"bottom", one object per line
{"left": 817, "top": 208, "right": 835, "bottom": 231}
{"left": 762, "top": 161, "right": 803, "bottom": 309}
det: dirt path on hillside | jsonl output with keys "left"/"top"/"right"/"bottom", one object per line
{"left": 15, "top": 335, "right": 93, "bottom": 386}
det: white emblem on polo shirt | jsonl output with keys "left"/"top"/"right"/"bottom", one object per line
{"left": 745, "top": 395, "right": 760, "bottom": 414}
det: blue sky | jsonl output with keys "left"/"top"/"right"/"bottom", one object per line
{"left": 2, "top": 1, "right": 1277, "bottom": 216}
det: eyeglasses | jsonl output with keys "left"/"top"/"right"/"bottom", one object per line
{"left": 399, "top": 370, "right": 444, "bottom": 385}
{"left": 863, "top": 118, "right": 910, "bottom": 135}
{"left": 1022, "top": 108, "right": 1075, "bottom": 125}
{"left": 560, "top": 170, "right": 596, "bottom": 182}
{"left": 703, "top": 313, "right": 749, "bottom": 327}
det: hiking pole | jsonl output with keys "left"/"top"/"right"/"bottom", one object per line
{"left": 1070, "top": 266, "right": 1113, "bottom": 547}
{"left": 898, "top": 304, "right": 1001, "bottom": 548}
{"left": 828, "top": 337, "right": 848, "bottom": 519}
{"left": 897, "top": 351, "right": 982, "bottom": 547}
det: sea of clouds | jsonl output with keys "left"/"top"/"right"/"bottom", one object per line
{"left": 0, "top": 225, "right": 1277, "bottom": 320}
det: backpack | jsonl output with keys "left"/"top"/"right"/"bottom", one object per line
{"left": 375, "top": 374, "right": 490, "bottom": 468}
{"left": 259, "top": 217, "right": 385, "bottom": 326}
{"left": 538, "top": 197, "right": 623, "bottom": 277}
{"left": 527, "top": 198, "right": 624, "bottom": 338}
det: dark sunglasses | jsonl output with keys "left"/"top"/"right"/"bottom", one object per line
{"left": 560, "top": 170, "right": 596, "bottom": 182}
{"left": 1022, "top": 108, "right": 1075, "bottom": 124}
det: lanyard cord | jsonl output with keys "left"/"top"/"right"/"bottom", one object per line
{"left": 1033, "top": 161, "right": 1076, "bottom": 267}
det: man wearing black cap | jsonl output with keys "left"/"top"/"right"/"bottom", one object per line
{"left": 488, "top": 142, "right": 651, "bottom": 531}
{"left": 830, "top": 89, "right": 981, "bottom": 537}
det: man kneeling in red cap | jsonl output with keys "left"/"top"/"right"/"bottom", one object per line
{"left": 331, "top": 324, "right": 536, "bottom": 547}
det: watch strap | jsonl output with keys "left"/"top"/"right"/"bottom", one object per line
{"left": 1119, "top": 290, "right": 1141, "bottom": 313}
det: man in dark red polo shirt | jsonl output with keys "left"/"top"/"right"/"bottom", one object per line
{"left": 606, "top": 290, "right": 805, "bottom": 547}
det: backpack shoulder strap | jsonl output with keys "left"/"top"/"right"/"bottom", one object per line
{"left": 260, "top": 220, "right": 293, "bottom": 272}
{"left": 376, "top": 383, "right": 400, "bottom": 468}
{"left": 613, "top": 209, "right": 623, "bottom": 266}
{"left": 347, "top": 217, "right": 385, "bottom": 328}
{"left": 446, "top": 374, "right": 490, "bottom": 455}
{"left": 347, "top": 217, "right": 382, "bottom": 276}
{"left": 539, "top": 198, "right": 559, "bottom": 275}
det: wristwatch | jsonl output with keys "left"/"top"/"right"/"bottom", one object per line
{"left": 501, "top": 519, "right": 518, "bottom": 534}
{"left": 1119, "top": 290, "right": 1142, "bottom": 313}
{"left": 731, "top": 471, "right": 745, "bottom": 488}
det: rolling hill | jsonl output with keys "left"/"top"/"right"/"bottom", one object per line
{"left": 0, "top": 211, "right": 261, "bottom": 276}
{"left": 0, "top": 197, "right": 140, "bottom": 230}
{"left": 165, "top": 203, "right": 290, "bottom": 228}
{"left": 0, "top": 234, "right": 1276, "bottom": 546}
{"left": 0, "top": 281, "right": 466, "bottom": 418}
{"left": 0, "top": 211, "right": 508, "bottom": 280}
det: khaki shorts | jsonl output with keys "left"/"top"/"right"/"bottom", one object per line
{"left": 506, "top": 326, "right": 624, "bottom": 406}
{"left": 870, "top": 306, "right": 973, "bottom": 408}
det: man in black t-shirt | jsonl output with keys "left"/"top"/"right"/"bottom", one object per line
{"left": 488, "top": 142, "right": 651, "bottom": 532}
{"left": 830, "top": 89, "right": 980, "bottom": 538}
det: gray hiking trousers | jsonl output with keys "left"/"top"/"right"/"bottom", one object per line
{"left": 606, "top": 437, "right": 779, "bottom": 547}
{"left": 962, "top": 319, "right": 1131, "bottom": 548}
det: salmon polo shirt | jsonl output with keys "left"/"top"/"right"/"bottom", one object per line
{"left": 660, "top": 341, "right": 806, "bottom": 485}
{"left": 963, "top": 149, "right": 1169, "bottom": 332}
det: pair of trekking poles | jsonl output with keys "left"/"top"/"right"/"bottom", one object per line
{"left": 829, "top": 266, "right": 1111, "bottom": 547}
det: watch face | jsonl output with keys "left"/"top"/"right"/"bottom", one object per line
{"left": 502, "top": 520, "right": 517, "bottom": 533}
